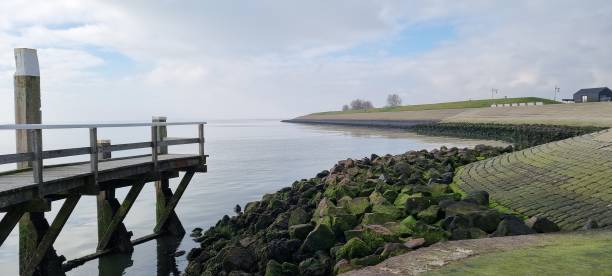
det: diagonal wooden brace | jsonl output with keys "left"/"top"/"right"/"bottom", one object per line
{"left": 154, "top": 171, "right": 194, "bottom": 234}
{"left": 22, "top": 195, "right": 81, "bottom": 276}
{"left": 97, "top": 181, "right": 145, "bottom": 251}
{"left": 0, "top": 207, "right": 25, "bottom": 247}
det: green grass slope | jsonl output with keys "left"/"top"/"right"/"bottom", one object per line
{"left": 314, "top": 97, "right": 558, "bottom": 115}
{"left": 426, "top": 231, "right": 612, "bottom": 276}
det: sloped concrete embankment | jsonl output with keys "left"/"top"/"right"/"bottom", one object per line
{"left": 456, "top": 129, "right": 612, "bottom": 230}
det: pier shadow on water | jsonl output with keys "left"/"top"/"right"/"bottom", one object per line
{"left": 96, "top": 234, "right": 184, "bottom": 276}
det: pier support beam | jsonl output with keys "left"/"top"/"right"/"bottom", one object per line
{"left": 22, "top": 196, "right": 80, "bottom": 276}
{"left": 96, "top": 140, "right": 134, "bottom": 253}
{"left": 153, "top": 117, "right": 185, "bottom": 236}
{"left": 97, "top": 182, "right": 145, "bottom": 251}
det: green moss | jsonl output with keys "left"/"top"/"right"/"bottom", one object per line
{"left": 426, "top": 233, "right": 612, "bottom": 275}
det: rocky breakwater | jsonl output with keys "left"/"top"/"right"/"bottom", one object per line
{"left": 184, "top": 145, "right": 560, "bottom": 276}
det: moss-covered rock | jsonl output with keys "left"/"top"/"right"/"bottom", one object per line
{"left": 417, "top": 205, "right": 442, "bottom": 224}
{"left": 338, "top": 197, "right": 371, "bottom": 215}
{"left": 393, "top": 193, "right": 412, "bottom": 209}
{"left": 369, "top": 191, "right": 388, "bottom": 205}
{"left": 335, "top": 238, "right": 371, "bottom": 260}
{"left": 371, "top": 203, "right": 403, "bottom": 220}
{"left": 362, "top": 212, "right": 394, "bottom": 225}
{"left": 351, "top": 255, "right": 383, "bottom": 266}
{"left": 289, "top": 224, "right": 314, "bottom": 240}
{"left": 300, "top": 224, "right": 337, "bottom": 252}
{"left": 429, "top": 183, "right": 450, "bottom": 196}
{"left": 398, "top": 215, "right": 418, "bottom": 235}
{"left": 288, "top": 208, "right": 310, "bottom": 227}
{"left": 382, "top": 190, "right": 398, "bottom": 203}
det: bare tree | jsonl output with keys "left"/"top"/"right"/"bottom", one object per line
{"left": 387, "top": 94, "right": 402, "bottom": 107}
{"left": 342, "top": 104, "right": 349, "bottom": 111}
{"left": 350, "top": 99, "right": 374, "bottom": 110}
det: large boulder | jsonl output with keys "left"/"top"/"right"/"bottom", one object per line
{"left": 312, "top": 198, "right": 348, "bottom": 224}
{"left": 300, "top": 224, "right": 337, "bottom": 252}
{"left": 361, "top": 225, "right": 398, "bottom": 250}
{"left": 350, "top": 255, "right": 383, "bottom": 267}
{"left": 361, "top": 212, "right": 395, "bottom": 225}
{"left": 393, "top": 193, "right": 412, "bottom": 209}
{"left": 417, "top": 205, "right": 442, "bottom": 224}
{"left": 335, "top": 238, "right": 371, "bottom": 260}
{"left": 382, "top": 190, "right": 398, "bottom": 203}
{"left": 369, "top": 191, "right": 388, "bottom": 205}
{"left": 443, "top": 201, "right": 487, "bottom": 217}
{"left": 331, "top": 214, "right": 358, "bottom": 235}
{"left": 222, "top": 246, "right": 257, "bottom": 272}
{"left": 339, "top": 197, "right": 371, "bottom": 215}
{"left": 398, "top": 215, "right": 418, "bottom": 235}
{"left": 298, "top": 252, "right": 332, "bottom": 276}
{"left": 266, "top": 239, "right": 301, "bottom": 263}
{"left": 402, "top": 194, "right": 432, "bottom": 215}
{"left": 491, "top": 215, "right": 536, "bottom": 237}
{"left": 525, "top": 215, "right": 560, "bottom": 233}
{"left": 429, "top": 183, "right": 450, "bottom": 197}
{"left": 471, "top": 210, "right": 501, "bottom": 233}
{"left": 464, "top": 191, "right": 489, "bottom": 206}
{"left": 264, "top": 260, "right": 283, "bottom": 276}
{"left": 288, "top": 208, "right": 310, "bottom": 226}
{"left": 371, "top": 203, "right": 403, "bottom": 219}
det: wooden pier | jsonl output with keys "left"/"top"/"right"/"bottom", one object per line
{"left": 0, "top": 122, "right": 207, "bottom": 275}
{"left": 1, "top": 48, "right": 207, "bottom": 276}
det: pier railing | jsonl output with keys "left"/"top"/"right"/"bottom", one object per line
{"left": 0, "top": 122, "right": 206, "bottom": 190}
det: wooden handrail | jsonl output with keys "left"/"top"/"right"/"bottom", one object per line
{"left": 0, "top": 122, "right": 206, "bottom": 189}
{"left": 0, "top": 121, "right": 207, "bottom": 130}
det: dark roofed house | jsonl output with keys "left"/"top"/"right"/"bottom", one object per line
{"left": 573, "top": 87, "right": 612, "bottom": 103}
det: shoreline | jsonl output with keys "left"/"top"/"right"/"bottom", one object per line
{"left": 183, "top": 143, "right": 560, "bottom": 275}
{"left": 183, "top": 121, "right": 609, "bottom": 275}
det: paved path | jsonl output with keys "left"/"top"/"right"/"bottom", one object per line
{"left": 344, "top": 230, "right": 612, "bottom": 276}
{"left": 456, "top": 129, "right": 612, "bottom": 230}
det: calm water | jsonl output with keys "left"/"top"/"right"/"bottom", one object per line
{"left": 0, "top": 120, "right": 505, "bottom": 275}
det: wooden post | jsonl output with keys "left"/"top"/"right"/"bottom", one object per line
{"left": 96, "top": 140, "right": 133, "bottom": 253}
{"left": 15, "top": 48, "right": 64, "bottom": 276}
{"left": 198, "top": 124, "right": 205, "bottom": 160}
{"left": 14, "top": 48, "right": 41, "bottom": 170}
{"left": 153, "top": 117, "right": 185, "bottom": 236}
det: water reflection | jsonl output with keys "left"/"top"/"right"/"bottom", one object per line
{"left": 156, "top": 234, "right": 184, "bottom": 276}
{"left": 98, "top": 252, "right": 133, "bottom": 276}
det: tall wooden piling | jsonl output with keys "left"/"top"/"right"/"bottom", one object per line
{"left": 153, "top": 117, "right": 185, "bottom": 236}
{"left": 14, "top": 48, "right": 64, "bottom": 276}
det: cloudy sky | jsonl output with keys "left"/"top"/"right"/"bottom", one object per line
{"left": 0, "top": 0, "right": 611, "bottom": 122}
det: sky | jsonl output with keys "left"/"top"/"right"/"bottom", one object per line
{"left": 0, "top": 0, "right": 611, "bottom": 122}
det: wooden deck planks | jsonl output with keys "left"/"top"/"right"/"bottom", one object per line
{"left": 0, "top": 154, "right": 198, "bottom": 195}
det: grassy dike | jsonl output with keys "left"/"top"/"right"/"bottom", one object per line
{"left": 314, "top": 97, "right": 557, "bottom": 115}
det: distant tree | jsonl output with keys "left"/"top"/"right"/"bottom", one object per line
{"left": 350, "top": 99, "right": 374, "bottom": 110}
{"left": 342, "top": 104, "right": 349, "bottom": 111}
{"left": 387, "top": 94, "right": 402, "bottom": 107}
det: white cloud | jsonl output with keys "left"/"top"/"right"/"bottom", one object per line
{"left": 0, "top": 0, "right": 611, "bottom": 122}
